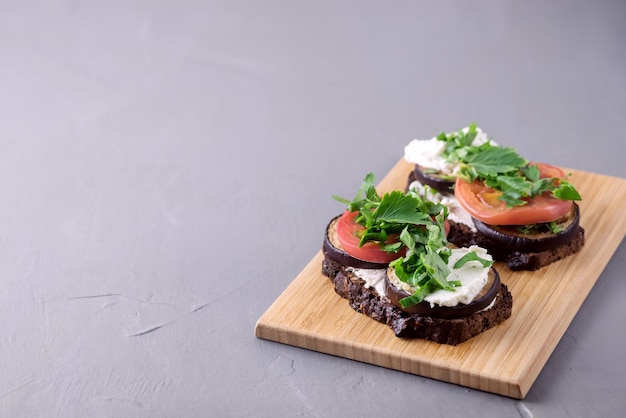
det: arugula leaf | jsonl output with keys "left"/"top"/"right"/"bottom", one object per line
{"left": 453, "top": 251, "right": 494, "bottom": 269}
{"left": 422, "top": 251, "right": 453, "bottom": 290}
{"left": 399, "top": 283, "right": 432, "bottom": 308}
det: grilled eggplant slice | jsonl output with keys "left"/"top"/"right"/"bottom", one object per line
{"left": 472, "top": 203, "right": 581, "bottom": 253}
{"left": 384, "top": 267, "right": 500, "bottom": 319}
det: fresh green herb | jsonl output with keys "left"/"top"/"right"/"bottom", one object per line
{"left": 432, "top": 123, "right": 583, "bottom": 207}
{"left": 552, "top": 179, "right": 582, "bottom": 201}
{"left": 457, "top": 146, "right": 527, "bottom": 181}
{"left": 333, "top": 173, "right": 492, "bottom": 309}
{"left": 484, "top": 174, "right": 532, "bottom": 207}
{"left": 435, "top": 122, "right": 500, "bottom": 165}
{"left": 515, "top": 221, "right": 563, "bottom": 234}
{"left": 391, "top": 224, "right": 494, "bottom": 308}
{"left": 389, "top": 219, "right": 455, "bottom": 307}
{"left": 332, "top": 173, "right": 446, "bottom": 252}
{"left": 389, "top": 206, "right": 493, "bottom": 308}
{"left": 516, "top": 224, "right": 535, "bottom": 234}
{"left": 547, "top": 221, "right": 563, "bottom": 234}
{"left": 335, "top": 173, "right": 460, "bottom": 307}
{"left": 437, "top": 122, "right": 478, "bottom": 162}
{"left": 453, "top": 251, "right": 494, "bottom": 269}
{"left": 446, "top": 137, "right": 582, "bottom": 207}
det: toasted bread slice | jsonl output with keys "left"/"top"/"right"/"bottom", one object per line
{"left": 448, "top": 220, "right": 585, "bottom": 271}
{"left": 322, "top": 216, "right": 512, "bottom": 345}
{"left": 327, "top": 265, "right": 512, "bottom": 345}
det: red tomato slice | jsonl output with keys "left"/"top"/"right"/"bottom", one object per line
{"left": 335, "top": 210, "right": 403, "bottom": 264}
{"left": 454, "top": 162, "right": 573, "bottom": 225}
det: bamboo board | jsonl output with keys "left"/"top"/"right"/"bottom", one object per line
{"left": 255, "top": 159, "right": 626, "bottom": 399}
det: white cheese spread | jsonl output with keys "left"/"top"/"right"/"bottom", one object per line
{"left": 403, "top": 137, "right": 454, "bottom": 173}
{"left": 403, "top": 125, "right": 495, "bottom": 176}
{"left": 346, "top": 267, "right": 387, "bottom": 296}
{"left": 386, "top": 245, "right": 493, "bottom": 308}
{"left": 424, "top": 246, "right": 493, "bottom": 308}
{"left": 360, "top": 246, "right": 493, "bottom": 309}
{"left": 478, "top": 295, "right": 497, "bottom": 313}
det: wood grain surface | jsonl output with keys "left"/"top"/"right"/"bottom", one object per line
{"left": 255, "top": 159, "right": 626, "bottom": 399}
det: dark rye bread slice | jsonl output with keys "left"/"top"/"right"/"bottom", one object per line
{"left": 406, "top": 170, "right": 586, "bottom": 271}
{"left": 449, "top": 220, "right": 585, "bottom": 271}
{"left": 327, "top": 266, "right": 513, "bottom": 345}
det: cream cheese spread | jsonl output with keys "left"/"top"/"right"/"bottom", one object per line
{"left": 404, "top": 137, "right": 454, "bottom": 173}
{"left": 423, "top": 246, "right": 492, "bottom": 308}
{"left": 403, "top": 125, "right": 495, "bottom": 176}
{"left": 356, "top": 246, "right": 493, "bottom": 310}
{"left": 346, "top": 267, "right": 387, "bottom": 296}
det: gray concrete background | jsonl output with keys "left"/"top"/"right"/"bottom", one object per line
{"left": 1, "top": 1, "right": 624, "bottom": 417}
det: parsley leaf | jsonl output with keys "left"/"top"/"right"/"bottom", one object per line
{"left": 458, "top": 147, "right": 527, "bottom": 181}
{"left": 332, "top": 173, "right": 447, "bottom": 252}
{"left": 484, "top": 175, "right": 532, "bottom": 207}
{"left": 453, "top": 139, "right": 582, "bottom": 207}
{"left": 553, "top": 180, "right": 582, "bottom": 201}
{"left": 388, "top": 210, "right": 459, "bottom": 307}
{"left": 521, "top": 164, "right": 540, "bottom": 182}
{"left": 335, "top": 173, "right": 465, "bottom": 308}
{"left": 375, "top": 191, "right": 431, "bottom": 225}
{"left": 437, "top": 122, "right": 484, "bottom": 164}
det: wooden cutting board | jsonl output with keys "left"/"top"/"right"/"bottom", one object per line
{"left": 255, "top": 159, "right": 626, "bottom": 399}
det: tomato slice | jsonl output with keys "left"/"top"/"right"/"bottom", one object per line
{"left": 335, "top": 210, "right": 404, "bottom": 264}
{"left": 454, "top": 162, "right": 573, "bottom": 225}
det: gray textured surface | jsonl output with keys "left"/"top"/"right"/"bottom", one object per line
{"left": 1, "top": 1, "right": 625, "bottom": 417}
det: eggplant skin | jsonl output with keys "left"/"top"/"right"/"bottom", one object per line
{"left": 384, "top": 268, "right": 500, "bottom": 319}
{"left": 412, "top": 165, "right": 455, "bottom": 193}
{"left": 472, "top": 203, "right": 582, "bottom": 253}
{"left": 322, "top": 215, "right": 389, "bottom": 271}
